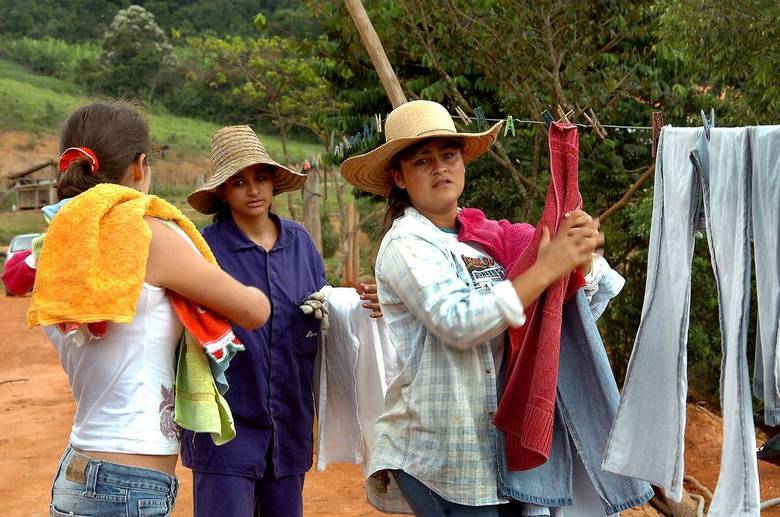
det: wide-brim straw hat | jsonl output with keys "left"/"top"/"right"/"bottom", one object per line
{"left": 341, "top": 100, "right": 503, "bottom": 196}
{"left": 188, "top": 125, "right": 307, "bottom": 214}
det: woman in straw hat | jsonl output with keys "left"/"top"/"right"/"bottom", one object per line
{"left": 182, "top": 125, "right": 326, "bottom": 517}
{"left": 340, "top": 100, "right": 623, "bottom": 515}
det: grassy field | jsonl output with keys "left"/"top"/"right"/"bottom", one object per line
{"left": 0, "top": 59, "right": 323, "bottom": 159}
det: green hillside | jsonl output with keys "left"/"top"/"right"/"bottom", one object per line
{"left": 0, "top": 59, "right": 323, "bottom": 159}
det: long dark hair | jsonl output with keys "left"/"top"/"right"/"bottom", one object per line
{"left": 381, "top": 137, "right": 464, "bottom": 235}
{"left": 57, "top": 101, "right": 150, "bottom": 200}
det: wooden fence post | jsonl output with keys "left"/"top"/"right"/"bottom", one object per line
{"left": 302, "top": 167, "right": 322, "bottom": 253}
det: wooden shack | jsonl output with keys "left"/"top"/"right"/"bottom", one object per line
{"left": 7, "top": 160, "right": 57, "bottom": 210}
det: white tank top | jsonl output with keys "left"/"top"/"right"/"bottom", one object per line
{"left": 46, "top": 283, "right": 184, "bottom": 455}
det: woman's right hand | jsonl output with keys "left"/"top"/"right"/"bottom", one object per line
{"left": 536, "top": 210, "right": 598, "bottom": 281}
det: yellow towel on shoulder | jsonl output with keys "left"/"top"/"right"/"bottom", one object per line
{"left": 27, "top": 183, "right": 215, "bottom": 328}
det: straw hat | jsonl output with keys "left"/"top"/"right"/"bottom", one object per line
{"left": 188, "top": 125, "right": 306, "bottom": 214}
{"left": 340, "top": 100, "right": 503, "bottom": 196}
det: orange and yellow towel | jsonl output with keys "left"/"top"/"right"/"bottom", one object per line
{"left": 27, "top": 183, "right": 241, "bottom": 362}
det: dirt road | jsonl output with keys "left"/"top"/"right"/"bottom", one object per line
{"left": 1, "top": 293, "right": 778, "bottom": 516}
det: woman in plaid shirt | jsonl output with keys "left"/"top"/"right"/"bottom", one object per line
{"left": 340, "top": 101, "right": 603, "bottom": 516}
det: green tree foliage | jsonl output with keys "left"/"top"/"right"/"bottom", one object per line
{"left": 0, "top": 0, "right": 118, "bottom": 42}
{"left": 655, "top": 0, "right": 780, "bottom": 124}
{"left": 96, "top": 5, "right": 177, "bottom": 103}
{"left": 0, "top": 0, "right": 319, "bottom": 42}
{"left": 192, "top": 34, "right": 344, "bottom": 160}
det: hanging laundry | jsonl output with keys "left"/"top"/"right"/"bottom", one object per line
{"left": 314, "top": 287, "right": 398, "bottom": 471}
{"left": 456, "top": 123, "right": 652, "bottom": 514}
{"left": 750, "top": 126, "right": 780, "bottom": 427}
{"left": 491, "top": 122, "right": 584, "bottom": 471}
{"left": 603, "top": 126, "right": 761, "bottom": 516}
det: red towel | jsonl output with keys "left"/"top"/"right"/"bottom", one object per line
{"left": 458, "top": 122, "right": 585, "bottom": 470}
{"left": 169, "top": 295, "right": 242, "bottom": 362}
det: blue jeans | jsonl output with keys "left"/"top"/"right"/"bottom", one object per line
{"left": 603, "top": 127, "right": 760, "bottom": 516}
{"left": 50, "top": 445, "right": 179, "bottom": 517}
{"left": 751, "top": 126, "right": 780, "bottom": 426}
{"left": 497, "top": 291, "right": 653, "bottom": 515}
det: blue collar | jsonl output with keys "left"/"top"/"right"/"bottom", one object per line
{"left": 220, "top": 212, "right": 292, "bottom": 252}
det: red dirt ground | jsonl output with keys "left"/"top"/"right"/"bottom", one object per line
{"left": 0, "top": 293, "right": 778, "bottom": 516}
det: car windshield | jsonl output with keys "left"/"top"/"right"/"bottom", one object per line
{"left": 10, "top": 235, "right": 36, "bottom": 253}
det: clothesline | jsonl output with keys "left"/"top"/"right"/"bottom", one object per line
{"left": 326, "top": 107, "right": 657, "bottom": 161}
{"left": 464, "top": 115, "right": 652, "bottom": 130}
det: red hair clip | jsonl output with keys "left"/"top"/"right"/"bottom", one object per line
{"left": 59, "top": 147, "right": 99, "bottom": 175}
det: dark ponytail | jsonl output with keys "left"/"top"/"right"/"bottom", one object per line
{"left": 381, "top": 185, "right": 412, "bottom": 236}
{"left": 212, "top": 200, "right": 232, "bottom": 223}
{"left": 57, "top": 101, "right": 150, "bottom": 200}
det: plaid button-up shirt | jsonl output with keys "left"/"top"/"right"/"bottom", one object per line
{"left": 369, "top": 207, "right": 518, "bottom": 508}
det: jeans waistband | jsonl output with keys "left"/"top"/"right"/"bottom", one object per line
{"left": 63, "top": 444, "right": 179, "bottom": 497}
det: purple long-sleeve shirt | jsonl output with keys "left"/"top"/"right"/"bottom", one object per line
{"left": 181, "top": 213, "right": 326, "bottom": 479}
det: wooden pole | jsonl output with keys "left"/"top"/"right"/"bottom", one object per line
{"left": 344, "top": 0, "right": 407, "bottom": 108}
{"left": 351, "top": 207, "right": 360, "bottom": 282}
{"left": 302, "top": 168, "right": 322, "bottom": 253}
{"left": 343, "top": 202, "right": 357, "bottom": 285}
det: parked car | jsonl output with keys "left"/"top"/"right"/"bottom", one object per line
{"left": 3, "top": 233, "right": 42, "bottom": 296}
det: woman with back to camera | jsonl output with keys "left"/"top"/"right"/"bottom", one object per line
{"left": 28, "top": 101, "right": 270, "bottom": 517}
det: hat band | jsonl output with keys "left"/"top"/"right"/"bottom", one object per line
{"left": 416, "top": 128, "right": 457, "bottom": 137}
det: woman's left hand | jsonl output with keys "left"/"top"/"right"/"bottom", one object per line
{"left": 577, "top": 216, "right": 605, "bottom": 275}
{"left": 356, "top": 282, "right": 383, "bottom": 318}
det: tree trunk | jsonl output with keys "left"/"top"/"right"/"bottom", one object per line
{"left": 279, "top": 122, "right": 289, "bottom": 164}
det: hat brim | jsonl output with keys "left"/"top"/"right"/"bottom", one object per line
{"left": 340, "top": 121, "right": 503, "bottom": 196}
{"left": 187, "top": 160, "right": 306, "bottom": 214}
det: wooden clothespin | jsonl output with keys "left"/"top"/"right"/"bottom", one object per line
{"left": 455, "top": 105, "right": 472, "bottom": 126}
{"left": 651, "top": 111, "right": 664, "bottom": 158}
{"left": 583, "top": 108, "right": 608, "bottom": 140}
{"left": 504, "top": 115, "right": 516, "bottom": 137}
{"left": 375, "top": 113, "right": 383, "bottom": 134}
{"left": 556, "top": 105, "right": 573, "bottom": 124}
